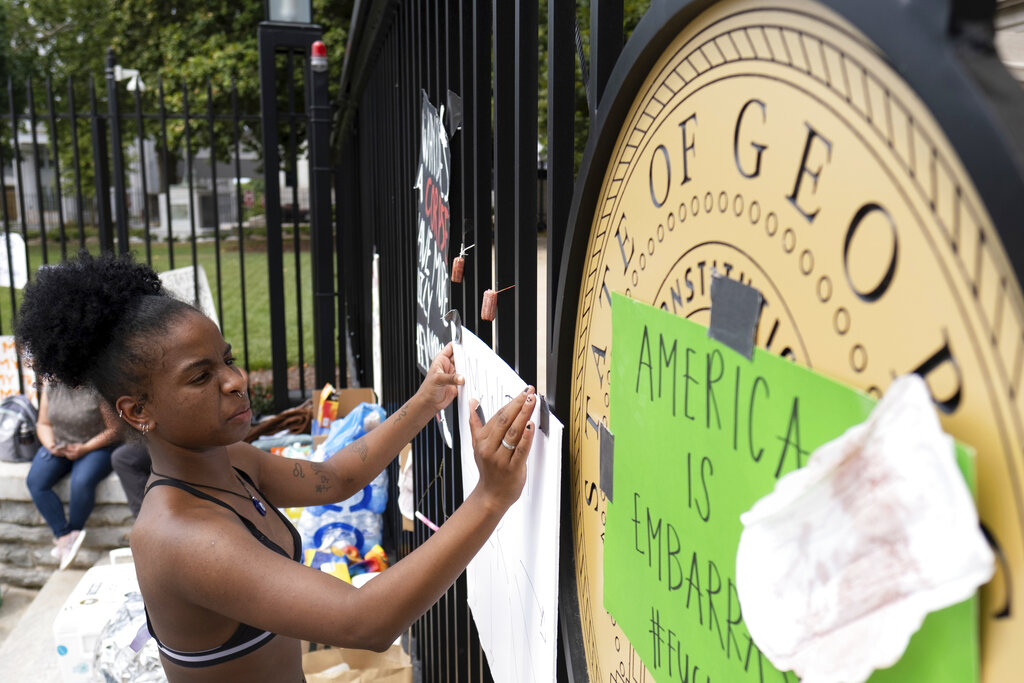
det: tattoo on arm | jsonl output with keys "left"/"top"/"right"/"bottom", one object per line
{"left": 292, "top": 462, "right": 305, "bottom": 478}
{"left": 393, "top": 404, "right": 409, "bottom": 423}
{"left": 354, "top": 441, "right": 369, "bottom": 463}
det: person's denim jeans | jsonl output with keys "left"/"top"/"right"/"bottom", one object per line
{"left": 26, "top": 446, "right": 114, "bottom": 538}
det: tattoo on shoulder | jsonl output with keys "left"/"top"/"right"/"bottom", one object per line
{"left": 292, "top": 462, "right": 305, "bottom": 478}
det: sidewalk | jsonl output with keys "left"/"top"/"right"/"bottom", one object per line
{"left": 0, "top": 568, "right": 84, "bottom": 681}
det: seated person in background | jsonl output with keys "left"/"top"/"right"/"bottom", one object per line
{"left": 111, "top": 441, "right": 151, "bottom": 518}
{"left": 25, "top": 382, "right": 121, "bottom": 569}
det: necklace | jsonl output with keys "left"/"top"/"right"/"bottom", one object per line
{"left": 150, "top": 468, "right": 268, "bottom": 516}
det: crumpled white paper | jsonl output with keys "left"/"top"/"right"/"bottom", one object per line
{"left": 735, "top": 374, "right": 994, "bottom": 683}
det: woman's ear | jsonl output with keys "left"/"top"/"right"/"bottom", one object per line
{"left": 115, "top": 396, "right": 147, "bottom": 424}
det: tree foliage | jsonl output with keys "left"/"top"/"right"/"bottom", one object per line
{"left": 5, "top": 0, "right": 353, "bottom": 194}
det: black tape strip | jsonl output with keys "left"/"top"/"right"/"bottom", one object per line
{"left": 708, "top": 272, "right": 764, "bottom": 360}
{"left": 444, "top": 309, "right": 463, "bottom": 343}
{"left": 599, "top": 423, "right": 614, "bottom": 503}
{"left": 539, "top": 395, "right": 550, "bottom": 435}
{"left": 446, "top": 89, "right": 464, "bottom": 134}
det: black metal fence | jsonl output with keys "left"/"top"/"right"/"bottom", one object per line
{"left": 0, "top": 48, "right": 324, "bottom": 403}
{"left": 2, "top": 0, "right": 637, "bottom": 677}
{"left": 332, "top": 0, "right": 637, "bottom": 680}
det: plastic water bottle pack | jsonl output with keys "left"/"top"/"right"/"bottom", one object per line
{"left": 294, "top": 402, "right": 388, "bottom": 556}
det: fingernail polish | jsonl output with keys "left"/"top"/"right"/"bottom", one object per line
{"left": 526, "top": 423, "right": 533, "bottom": 430}
{"left": 526, "top": 395, "right": 534, "bottom": 403}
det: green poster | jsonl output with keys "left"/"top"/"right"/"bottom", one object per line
{"left": 605, "top": 293, "right": 978, "bottom": 682}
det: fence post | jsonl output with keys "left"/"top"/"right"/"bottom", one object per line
{"left": 105, "top": 48, "right": 129, "bottom": 255}
{"left": 308, "top": 42, "right": 336, "bottom": 390}
{"left": 258, "top": 21, "right": 323, "bottom": 411}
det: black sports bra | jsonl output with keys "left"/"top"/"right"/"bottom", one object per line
{"left": 141, "top": 468, "right": 302, "bottom": 668}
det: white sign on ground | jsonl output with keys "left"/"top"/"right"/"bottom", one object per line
{"left": 452, "top": 327, "right": 562, "bottom": 683}
{"left": 0, "top": 232, "right": 28, "bottom": 289}
{"left": 159, "top": 265, "right": 219, "bottom": 329}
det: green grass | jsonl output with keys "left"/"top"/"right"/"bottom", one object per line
{"left": 0, "top": 236, "right": 316, "bottom": 373}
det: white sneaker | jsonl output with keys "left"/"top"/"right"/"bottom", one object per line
{"left": 58, "top": 530, "right": 86, "bottom": 570}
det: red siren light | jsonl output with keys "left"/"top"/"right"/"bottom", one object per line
{"left": 311, "top": 41, "right": 327, "bottom": 72}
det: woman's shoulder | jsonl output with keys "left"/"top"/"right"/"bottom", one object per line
{"left": 132, "top": 487, "right": 260, "bottom": 581}
{"left": 134, "top": 484, "right": 242, "bottom": 549}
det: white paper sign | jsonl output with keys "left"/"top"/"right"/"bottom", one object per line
{"left": 452, "top": 327, "right": 562, "bottom": 683}
{"left": 0, "top": 232, "right": 28, "bottom": 289}
{"left": 159, "top": 265, "right": 219, "bottom": 328}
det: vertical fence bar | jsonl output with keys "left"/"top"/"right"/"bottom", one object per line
{"left": 181, "top": 80, "right": 199, "bottom": 292}
{"left": 591, "top": 0, "right": 624, "bottom": 111}
{"left": 0, "top": 134, "right": 23, "bottom": 392}
{"left": 549, "top": 6, "right": 586, "bottom": 681}
{"left": 444, "top": 2, "right": 464, "bottom": 680}
{"left": 45, "top": 77, "right": 69, "bottom": 261}
{"left": 106, "top": 49, "right": 129, "bottom": 255}
{"left": 134, "top": 85, "right": 152, "bottom": 264}
{"left": 9, "top": 79, "right": 30, "bottom": 272}
{"left": 89, "top": 76, "right": 114, "bottom": 254}
{"left": 27, "top": 79, "right": 49, "bottom": 264}
{"left": 0, "top": 140, "right": 17, "bottom": 337}
{"left": 286, "top": 50, "right": 307, "bottom": 400}
{"left": 493, "top": 1, "right": 516, "bottom": 367}
{"left": 548, "top": 0, "right": 575, "bottom": 371}
{"left": 308, "top": 39, "right": 335, "bottom": 390}
{"left": 469, "top": 1, "right": 492, "bottom": 346}
{"left": 206, "top": 79, "right": 225, "bottom": 324}
{"left": 513, "top": 0, "right": 538, "bottom": 386}
{"left": 231, "top": 81, "right": 252, "bottom": 377}
{"left": 260, "top": 26, "right": 290, "bottom": 412}
{"left": 432, "top": 3, "right": 449, "bottom": 679}
{"left": 158, "top": 77, "right": 175, "bottom": 268}
{"left": 67, "top": 79, "right": 87, "bottom": 251}
{"left": 469, "top": 2, "right": 492, "bottom": 673}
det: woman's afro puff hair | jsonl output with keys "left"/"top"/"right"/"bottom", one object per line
{"left": 15, "top": 251, "right": 165, "bottom": 388}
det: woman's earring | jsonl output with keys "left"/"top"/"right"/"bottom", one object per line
{"left": 118, "top": 409, "right": 123, "bottom": 419}
{"left": 139, "top": 422, "right": 149, "bottom": 435}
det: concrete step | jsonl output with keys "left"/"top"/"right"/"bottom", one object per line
{"left": 0, "top": 461, "right": 134, "bottom": 589}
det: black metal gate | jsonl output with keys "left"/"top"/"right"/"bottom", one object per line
{"left": 335, "top": 1, "right": 549, "bottom": 679}
{"left": 333, "top": 1, "right": 634, "bottom": 680}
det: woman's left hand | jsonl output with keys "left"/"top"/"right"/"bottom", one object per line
{"left": 416, "top": 343, "right": 464, "bottom": 414}
{"left": 61, "top": 443, "right": 87, "bottom": 461}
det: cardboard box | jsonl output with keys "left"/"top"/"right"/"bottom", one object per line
{"left": 313, "top": 387, "right": 377, "bottom": 447}
{"left": 303, "top": 643, "right": 412, "bottom": 682}
{"left": 52, "top": 563, "right": 140, "bottom": 682}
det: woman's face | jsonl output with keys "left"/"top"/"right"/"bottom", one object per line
{"left": 142, "top": 310, "right": 251, "bottom": 450}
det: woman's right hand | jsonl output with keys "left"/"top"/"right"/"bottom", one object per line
{"left": 466, "top": 387, "right": 537, "bottom": 512}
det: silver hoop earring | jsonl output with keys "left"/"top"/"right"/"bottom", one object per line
{"left": 236, "top": 390, "right": 246, "bottom": 398}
